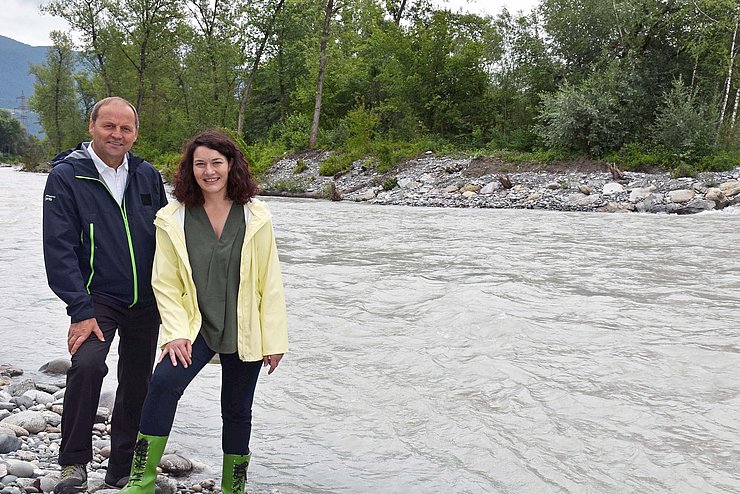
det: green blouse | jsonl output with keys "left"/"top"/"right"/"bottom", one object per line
{"left": 184, "top": 203, "right": 245, "bottom": 354}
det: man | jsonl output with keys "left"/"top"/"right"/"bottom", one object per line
{"left": 43, "top": 97, "right": 169, "bottom": 493}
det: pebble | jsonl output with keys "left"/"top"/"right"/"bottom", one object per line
{"left": 0, "top": 363, "right": 230, "bottom": 494}
{"left": 262, "top": 154, "right": 740, "bottom": 215}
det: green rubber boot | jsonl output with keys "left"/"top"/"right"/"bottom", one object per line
{"left": 221, "top": 453, "right": 251, "bottom": 494}
{"left": 119, "top": 433, "right": 169, "bottom": 494}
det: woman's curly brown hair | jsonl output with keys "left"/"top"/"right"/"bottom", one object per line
{"left": 172, "top": 130, "right": 258, "bottom": 206}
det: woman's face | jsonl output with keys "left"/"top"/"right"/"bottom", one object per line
{"left": 192, "top": 145, "right": 232, "bottom": 198}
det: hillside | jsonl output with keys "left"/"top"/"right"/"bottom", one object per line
{"left": 0, "top": 35, "right": 49, "bottom": 135}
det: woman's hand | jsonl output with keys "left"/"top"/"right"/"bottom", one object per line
{"left": 159, "top": 338, "right": 193, "bottom": 368}
{"left": 263, "top": 354, "right": 283, "bottom": 375}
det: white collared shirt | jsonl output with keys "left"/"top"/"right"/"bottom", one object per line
{"left": 88, "top": 143, "right": 129, "bottom": 205}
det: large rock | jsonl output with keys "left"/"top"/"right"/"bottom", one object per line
{"left": 602, "top": 182, "right": 624, "bottom": 195}
{"left": 159, "top": 454, "right": 192, "bottom": 475}
{"left": 668, "top": 189, "right": 695, "bottom": 203}
{"left": 5, "top": 459, "right": 35, "bottom": 478}
{"left": 568, "top": 193, "right": 600, "bottom": 206}
{"left": 7, "top": 380, "right": 35, "bottom": 397}
{"left": 479, "top": 182, "right": 500, "bottom": 194}
{"left": 629, "top": 186, "right": 655, "bottom": 202}
{"left": 38, "top": 359, "right": 71, "bottom": 376}
{"left": 0, "top": 433, "right": 22, "bottom": 453}
{"left": 0, "top": 422, "right": 29, "bottom": 437}
{"left": 22, "top": 390, "right": 55, "bottom": 406}
{"left": 676, "top": 198, "right": 715, "bottom": 214}
{"left": 0, "top": 364, "right": 23, "bottom": 378}
{"left": 705, "top": 188, "right": 729, "bottom": 209}
{"left": 719, "top": 181, "right": 740, "bottom": 197}
{"left": 1, "top": 410, "right": 47, "bottom": 434}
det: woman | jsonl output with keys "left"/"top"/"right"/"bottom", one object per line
{"left": 120, "top": 130, "right": 288, "bottom": 494}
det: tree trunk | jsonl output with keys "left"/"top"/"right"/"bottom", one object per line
{"left": 309, "top": 0, "right": 334, "bottom": 148}
{"left": 719, "top": 13, "right": 739, "bottom": 127}
{"left": 394, "top": 0, "right": 407, "bottom": 25}
{"left": 237, "top": 0, "right": 286, "bottom": 135}
{"left": 731, "top": 87, "right": 740, "bottom": 128}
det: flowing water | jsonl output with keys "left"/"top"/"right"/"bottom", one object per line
{"left": 1, "top": 166, "right": 739, "bottom": 493}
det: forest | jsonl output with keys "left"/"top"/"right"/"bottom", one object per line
{"left": 10, "top": 0, "right": 740, "bottom": 177}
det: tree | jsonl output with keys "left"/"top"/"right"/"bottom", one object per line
{"left": 42, "top": 0, "right": 114, "bottom": 96}
{"left": 0, "top": 110, "right": 28, "bottom": 155}
{"left": 29, "top": 31, "right": 86, "bottom": 151}
{"left": 309, "top": 0, "right": 336, "bottom": 147}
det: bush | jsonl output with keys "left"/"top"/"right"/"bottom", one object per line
{"left": 272, "top": 179, "right": 307, "bottom": 193}
{"left": 152, "top": 152, "right": 182, "bottom": 182}
{"left": 293, "top": 160, "right": 308, "bottom": 174}
{"left": 671, "top": 162, "right": 698, "bottom": 178}
{"left": 319, "top": 151, "right": 359, "bottom": 176}
{"left": 268, "top": 113, "right": 312, "bottom": 150}
{"left": 243, "top": 141, "right": 286, "bottom": 176}
{"left": 697, "top": 151, "right": 740, "bottom": 172}
{"left": 652, "top": 78, "right": 716, "bottom": 162}
{"left": 605, "top": 143, "right": 672, "bottom": 171}
{"left": 382, "top": 176, "right": 398, "bottom": 190}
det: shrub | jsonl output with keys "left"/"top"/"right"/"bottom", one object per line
{"left": 319, "top": 152, "right": 358, "bottom": 176}
{"left": 272, "top": 179, "right": 306, "bottom": 193}
{"left": 293, "top": 160, "right": 308, "bottom": 174}
{"left": 671, "top": 162, "right": 698, "bottom": 178}
{"left": 152, "top": 152, "right": 182, "bottom": 182}
{"left": 382, "top": 176, "right": 399, "bottom": 190}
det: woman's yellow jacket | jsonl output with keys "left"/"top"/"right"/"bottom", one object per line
{"left": 151, "top": 199, "right": 288, "bottom": 362}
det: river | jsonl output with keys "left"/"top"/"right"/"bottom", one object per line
{"left": 0, "top": 166, "right": 739, "bottom": 493}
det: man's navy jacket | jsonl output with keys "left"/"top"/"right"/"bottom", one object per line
{"left": 43, "top": 143, "right": 169, "bottom": 322}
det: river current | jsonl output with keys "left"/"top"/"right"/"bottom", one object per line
{"left": 0, "top": 167, "right": 738, "bottom": 493}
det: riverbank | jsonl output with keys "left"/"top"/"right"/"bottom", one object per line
{"left": 0, "top": 362, "right": 226, "bottom": 494}
{"left": 260, "top": 152, "right": 740, "bottom": 214}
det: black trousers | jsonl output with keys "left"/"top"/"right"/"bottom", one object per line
{"left": 59, "top": 296, "right": 159, "bottom": 482}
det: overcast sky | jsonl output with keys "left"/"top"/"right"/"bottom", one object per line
{"left": 0, "top": 0, "right": 539, "bottom": 47}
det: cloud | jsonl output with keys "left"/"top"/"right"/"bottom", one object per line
{"left": 0, "top": 0, "right": 70, "bottom": 46}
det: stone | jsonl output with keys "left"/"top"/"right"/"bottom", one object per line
{"left": 0, "top": 403, "right": 13, "bottom": 411}
{"left": 568, "top": 193, "right": 600, "bottom": 206}
{"left": 33, "top": 383, "right": 61, "bottom": 395}
{"left": 676, "top": 198, "right": 715, "bottom": 214}
{"left": 0, "top": 411, "right": 9, "bottom": 421}
{"left": 602, "top": 182, "right": 624, "bottom": 195}
{"left": 629, "top": 186, "right": 655, "bottom": 202}
{"left": 40, "top": 411, "right": 62, "bottom": 427}
{"left": 5, "top": 460, "right": 35, "bottom": 478}
{"left": 7, "top": 380, "right": 35, "bottom": 398}
{"left": 459, "top": 185, "right": 481, "bottom": 193}
{"left": 479, "top": 182, "right": 500, "bottom": 194}
{"left": 526, "top": 193, "right": 541, "bottom": 201}
{"left": 545, "top": 181, "right": 561, "bottom": 189}
{"left": 22, "top": 390, "right": 55, "bottom": 406}
{"left": 668, "top": 189, "right": 695, "bottom": 203}
{"left": 705, "top": 188, "right": 729, "bottom": 209}
{"left": 355, "top": 189, "right": 377, "bottom": 201}
{"left": 38, "top": 359, "right": 71, "bottom": 376}
{"left": 719, "top": 181, "right": 740, "bottom": 197}
{"left": 0, "top": 365, "right": 23, "bottom": 378}
{"left": 0, "top": 433, "right": 21, "bottom": 453}
{"left": 1, "top": 411, "right": 47, "bottom": 434}
{"left": 578, "top": 184, "right": 592, "bottom": 195}
{"left": 462, "top": 190, "right": 477, "bottom": 199}
{"left": 39, "top": 476, "right": 58, "bottom": 493}
{"left": 155, "top": 476, "right": 178, "bottom": 494}
{"left": 8, "top": 396, "right": 31, "bottom": 409}
{"left": 443, "top": 184, "right": 459, "bottom": 193}
{"left": 159, "top": 454, "right": 192, "bottom": 475}
{"left": 0, "top": 377, "right": 10, "bottom": 387}
{"left": 0, "top": 423, "right": 28, "bottom": 437}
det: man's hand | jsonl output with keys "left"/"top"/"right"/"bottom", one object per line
{"left": 68, "top": 318, "right": 105, "bottom": 354}
{"left": 262, "top": 354, "right": 283, "bottom": 375}
{"left": 159, "top": 339, "right": 192, "bottom": 368}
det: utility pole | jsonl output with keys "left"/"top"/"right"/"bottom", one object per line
{"left": 16, "top": 91, "right": 29, "bottom": 131}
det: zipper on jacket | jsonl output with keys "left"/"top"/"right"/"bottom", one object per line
{"left": 76, "top": 175, "right": 139, "bottom": 307}
{"left": 86, "top": 223, "right": 95, "bottom": 293}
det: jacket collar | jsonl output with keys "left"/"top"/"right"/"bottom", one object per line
{"left": 51, "top": 142, "right": 144, "bottom": 178}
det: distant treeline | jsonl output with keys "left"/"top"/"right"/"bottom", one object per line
{"left": 14, "top": 0, "right": 740, "bottom": 176}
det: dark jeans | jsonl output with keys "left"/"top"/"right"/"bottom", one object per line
{"left": 139, "top": 334, "right": 262, "bottom": 455}
{"left": 60, "top": 296, "right": 159, "bottom": 482}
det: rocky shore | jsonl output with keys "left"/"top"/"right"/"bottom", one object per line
{"left": 260, "top": 152, "right": 740, "bottom": 214}
{"left": 0, "top": 362, "right": 231, "bottom": 494}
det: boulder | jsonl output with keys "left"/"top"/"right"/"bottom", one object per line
{"left": 5, "top": 460, "right": 35, "bottom": 478}
{"left": 602, "top": 182, "right": 624, "bottom": 195}
{"left": 578, "top": 184, "right": 592, "bottom": 195}
{"left": 629, "top": 186, "right": 655, "bottom": 202}
{"left": 1, "top": 410, "right": 47, "bottom": 434}
{"left": 38, "top": 359, "right": 71, "bottom": 376}
{"left": 705, "top": 188, "right": 729, "bottom": 209}
{"left": 159, "top": 454, "right": 192, "bottom": 475}
{"left": 479, "top": 182, "right": 500, "bottom": 194}
{"left": 668, "top": 189, "right": 695, "bottom": 203}
{"left": 0, "top": 433, "right": 22, "bottom": 453}
{"left": 676, "top": 198, "right": 715, "bottom": 214}
{"left": 22, "top": 390, "right": 55, "bottom": 406}
{"left": 7, "top": 380, "right": 35, "bottom": 397}
{"left": 719, "top": 181, "right": 740, "bottom": 197}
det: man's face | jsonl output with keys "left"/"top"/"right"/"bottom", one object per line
{"left": 88, "top": 101, "right": 138, "bottom": 168}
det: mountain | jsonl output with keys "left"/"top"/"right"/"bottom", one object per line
{"left": 0, "top": 35, "right": 49, "bottom": 135}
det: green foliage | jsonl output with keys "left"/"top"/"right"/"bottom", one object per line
{"left": 605, "top": 142, "right": 672, "bottom": 171}
{"left": 243, "top": 141, "right": 287, "bottom": 176}
{"left": 382, "top": 176, "right": 398, "bottom": 190}
{"left": 0, "top": 110, "right": 28, "bottom": 155}
{"left": 293, "top": 160, "right": 308, "bottom": 173}
{"left": 697, "top": 151, "right": 740, "bottom": 172}
{"left": 319, "top": 151, "right": 360, "bottom": 176}
{"left": 652, "top": 78, "right": 717, "bottom": 162}
{"left": 151, "top": 152, "right": 182, "bottom": 183}
{"left": 272, "top": 178, "right": 307, "bottom": 193}
{"left": 269, "top": 113, "right": 312, "bottom": 150}
{"left": 670, "top": 162, "right": 699, "bottom": 179}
